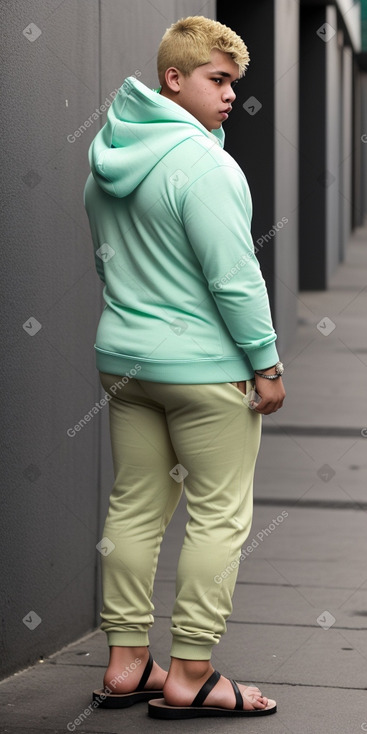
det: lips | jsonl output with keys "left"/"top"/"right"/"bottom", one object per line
{"left": 219, "top": 108, "right": 231, "bottom": 121}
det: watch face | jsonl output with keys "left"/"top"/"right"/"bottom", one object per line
{"left": 276, "top": 362, "right": 284, "bottom": 375}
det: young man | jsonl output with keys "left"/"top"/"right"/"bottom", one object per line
{"left": 84, "top": 15, "right": 285, "bottom": 720}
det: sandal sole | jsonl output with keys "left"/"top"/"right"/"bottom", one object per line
{"left": 148, "top": 697, "right": 277, "bottom": 719}
{"left": 92, "top": 688, "right": 164, "bottom": 708}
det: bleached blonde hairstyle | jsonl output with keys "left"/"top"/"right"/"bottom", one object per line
{"left": 157, "top": 16, "right": 250, "bottom": 83}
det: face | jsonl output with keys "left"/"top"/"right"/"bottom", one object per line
{"left": 165, "top": 49, "right": 240, "bottom": 131}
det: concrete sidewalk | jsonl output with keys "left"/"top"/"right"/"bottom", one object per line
{"left": 1, "top": 225, "right": 367, "bottom": 734}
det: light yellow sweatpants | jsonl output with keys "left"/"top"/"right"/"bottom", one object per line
{"left": 98, "top": 372, "right": 262, "bottom": 660}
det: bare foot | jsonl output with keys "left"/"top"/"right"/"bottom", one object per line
{"left": 103, "top": 646, "right": 167, "bottom": 694}
{"left": 163, "top": 662, "right": 273, "bottom": 711}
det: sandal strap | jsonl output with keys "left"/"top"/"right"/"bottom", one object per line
{"left": 191, "top": 669, "right": 221, "bottom": 707}
{"left": 134, "top": 649, "right": 153, "bottom": 692}
{"left": 230, "top": 678, "right": 244, "bottom": 710}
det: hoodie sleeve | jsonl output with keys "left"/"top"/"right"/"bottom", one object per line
{"left": 93, "top": 245, "right": 106, "bottom": 284}
{"left": 181, "top": 164, "right": 279, "bottom": 370}
{"left": 83, "top": 176, "right": 106, "bottom": 283}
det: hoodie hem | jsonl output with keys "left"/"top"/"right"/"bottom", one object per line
{"left": 95, "top": 347, "right": 255, "bottom": 384}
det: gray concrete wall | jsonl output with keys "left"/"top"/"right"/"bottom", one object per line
{"left": 326, "top": 5, "right": 342, "bottom": 281}
{"left": 0, "top": 0, "right": 102, "bottom": 682}
{"left": 360, "top": 73, "right": 367, "bottom": 219}
{"left": 274, "top": 0, "right": 299, "bottom": 355}
{"left": 0, "top": 0, "right": 215, "bottom": 681}
{"left": 340, "top": 44, "right": 353, "bottom": 260}
{"left": 299, "top": 2, "right": 358, "bottom": 289}
{"left": 354, "top": 67, "right": 364, "bottom": 228}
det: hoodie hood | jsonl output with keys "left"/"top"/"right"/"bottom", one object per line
{"left": 88, "top": 76, "right": 225, "bottom": 198}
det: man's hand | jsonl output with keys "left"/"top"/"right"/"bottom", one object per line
{"left": 230, "top": 376, "right": 286, "bottom": 415}
{"left": 254, "top": 375, "right": 285, "bottom": 415}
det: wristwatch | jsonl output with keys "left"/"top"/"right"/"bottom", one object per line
{"left": 254, "top": 361, "right": 284, "bottom": 380}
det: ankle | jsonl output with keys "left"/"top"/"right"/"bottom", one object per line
{"left": 104, "top": 649, "right": 148, "bottom": 693}
{"left": 167, "top": 658, "right": 213, "bottom": 681}
{"left": 108, "top": 645, "right": 148, "bottom": 666}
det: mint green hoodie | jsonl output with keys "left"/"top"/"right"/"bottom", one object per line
{"left": 83, "top": 76, "right": 279, "bottom": 383}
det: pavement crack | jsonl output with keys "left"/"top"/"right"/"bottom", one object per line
{"left": 240, "top": 680, "right": 367, "bottom": 691}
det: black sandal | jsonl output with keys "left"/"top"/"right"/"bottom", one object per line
{"left": 92, "top": 649, "right": 163, "bottom": 708}
{"left": 148, "top": 669, "right": 277, "bottom": 719}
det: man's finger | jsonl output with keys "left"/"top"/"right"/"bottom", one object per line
{"left": 254, "top": 400, "right": 280, "bottom": 415}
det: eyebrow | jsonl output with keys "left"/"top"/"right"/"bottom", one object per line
{"left": 210, "top": 70, "right": 240, "bottom": 81}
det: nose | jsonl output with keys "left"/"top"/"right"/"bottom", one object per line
{"left": 223, "top": 84, "right": 236, "bottom": 104}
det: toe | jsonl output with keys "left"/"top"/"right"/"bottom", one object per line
{"left": 265, "top": 697, "right": 277, "bottom": 709}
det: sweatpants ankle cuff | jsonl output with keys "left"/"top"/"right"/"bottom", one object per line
{"left": 170, "top": 640, "right": 213, "bottom": 660}
{"left": 106, "top": 631, "right": 150, "bottom": 647}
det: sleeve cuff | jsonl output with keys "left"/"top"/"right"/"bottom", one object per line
{"left": 245, "top": 343, "right": 280, "bottom": 372}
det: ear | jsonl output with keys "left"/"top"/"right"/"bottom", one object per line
{"left": 163, "top": 67, "right": 181, "bottom": 93}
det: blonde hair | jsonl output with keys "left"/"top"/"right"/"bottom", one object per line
{"left": 157, "top": 16, "right": 250, "bottom": 83}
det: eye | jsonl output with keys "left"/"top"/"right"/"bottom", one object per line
{"left": 231, "top": 80, "right": 239, "bottom": 89}
{"left": 212, "top": 77, "right": 222, "bottom": 84}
